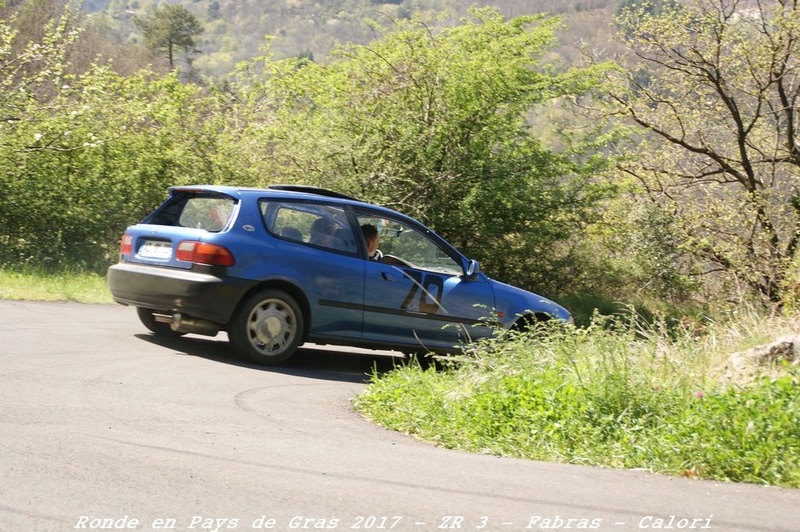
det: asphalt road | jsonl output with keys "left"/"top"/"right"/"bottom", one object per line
{"left": 1, "top": 300, "right": 799, "bottom": 532}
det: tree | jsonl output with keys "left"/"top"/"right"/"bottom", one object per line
{"left": 594, "top": 0, "right": 800, "bottom": 304}
{"left": 134, "top": 4, "right": 203, "bottom": 69}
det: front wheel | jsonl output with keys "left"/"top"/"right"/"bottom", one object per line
{"left": 229, "top": 290, "right": 304, "bottom": 365}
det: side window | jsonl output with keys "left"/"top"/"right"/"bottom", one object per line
{"left": 262, "top": 201, "right": 357, "bottom": 254}
{"left": 272, "top": 207, "right": 313, "bottom": 242}
{"left": 356, "top": 214, "right": 462, "bottom": 275}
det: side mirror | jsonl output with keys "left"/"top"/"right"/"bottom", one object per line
{"left": 465, "top": 259, "right": 480, "bottom": 279}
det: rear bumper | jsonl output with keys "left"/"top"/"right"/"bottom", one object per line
{"left": 107, "top": 262, "right": 254, "bottom": 324}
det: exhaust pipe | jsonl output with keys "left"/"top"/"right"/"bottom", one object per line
{"left": 170, "top": 313, "right": 221, "bottom": 336}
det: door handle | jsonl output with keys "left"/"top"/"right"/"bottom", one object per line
{"left": 381, "top": 272, "right": 397, "bottom": 282}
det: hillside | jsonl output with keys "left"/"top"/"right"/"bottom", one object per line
{"left": 78, "top": 0, "right": 619, "bottom": 78}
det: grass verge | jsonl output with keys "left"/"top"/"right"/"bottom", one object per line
{"left": 354, "top": 312, "right": 800, "bottom": 488}
{"left": 0, "top": 267, "right": 113, "bottom": 304}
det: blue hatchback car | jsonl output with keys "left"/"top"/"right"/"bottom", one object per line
{"left": 107, "top": 185, "right": 572, "bottom": 365}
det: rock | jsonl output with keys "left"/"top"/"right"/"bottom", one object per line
{"left": 725, "top": 336, "right": 799, "bottom": 383}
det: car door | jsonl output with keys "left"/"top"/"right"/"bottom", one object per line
{"left": 356, "top": 211, "right": 496, "bottom": 351}
{"left": 260, "top": 200, "right": 365, "bottom": 341}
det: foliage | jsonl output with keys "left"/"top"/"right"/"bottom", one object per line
{"left": 614, "top": 0, "right": 677, "bottom": 19}
{"left": 0, "top": 3, "right": 617, "bottom": 293}
{"left": 7, "top": 0, "right": 800, "bottom": 314}
{"left": 0, "top": 3, "right": 223, "bottom": 270}
{"left": 355, "top": 313, "right": 800, "bottom": 487}
{"left": 234, "top": 8, "right": 615, "bottom": 292}
{"left": 591, "top": 0, "right": 800, "bottom": 305}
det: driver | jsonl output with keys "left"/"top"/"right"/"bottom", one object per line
{"left": 360, "top": 223, "right": 383, "bottom": 261}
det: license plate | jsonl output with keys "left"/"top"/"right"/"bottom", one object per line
{"left": 139, "top": 240, "right": 173, "bottom": 259}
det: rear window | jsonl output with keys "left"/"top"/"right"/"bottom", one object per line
{"left": 146, "top": 194, "right": 236, "bottom": 232}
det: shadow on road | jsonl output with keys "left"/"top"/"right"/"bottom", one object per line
{"left": 135, "top": 332, "right": 409, "bottom": 384}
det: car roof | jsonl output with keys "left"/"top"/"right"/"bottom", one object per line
{"left": 168, "top": 184, "right": 402, "bottom": 217}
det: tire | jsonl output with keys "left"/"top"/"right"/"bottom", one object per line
{"left": 512, "top": 313, "right": 549, "bottom": 334}
{"left": 229, "top": 290, "right": 303, "bottom": 365}
{"left": 136, "top": 307, "right": 186, "bottom": 337}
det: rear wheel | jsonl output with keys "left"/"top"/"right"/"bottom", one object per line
{"left": 229, "top": 290, "right": 303, "bottom": 365}
{"left": 136, "top": 307, "right": 185, "bottom": 337}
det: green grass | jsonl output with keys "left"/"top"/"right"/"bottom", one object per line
{"left": 0, "top": 267, "right": 113, "bottom": 304}
{"left": 355, "top": 312, "right": 800, "bottom": 488}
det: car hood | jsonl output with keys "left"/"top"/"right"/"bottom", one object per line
{"left": 486, "top": 277, "right": 572, "bottom": 324}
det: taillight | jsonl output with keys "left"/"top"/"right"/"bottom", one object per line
{"left": 120, "top": 234, "right": 133, "bottom": 255}
{"left": 176, "top": 241, "right": 235, "bottom": 267}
